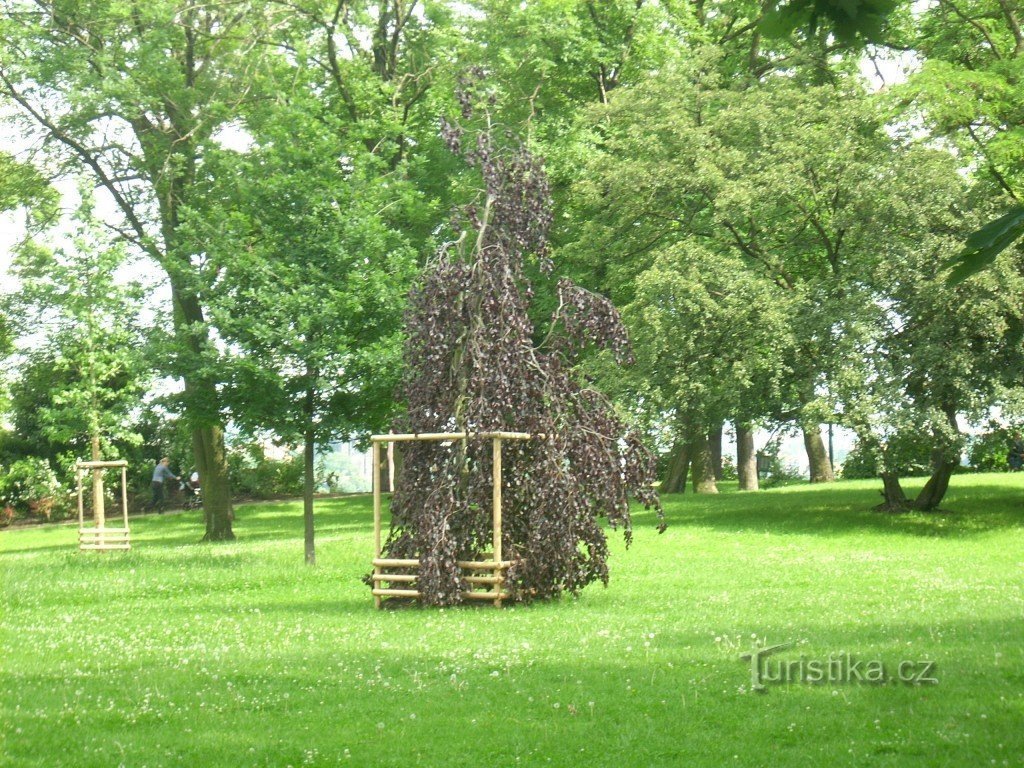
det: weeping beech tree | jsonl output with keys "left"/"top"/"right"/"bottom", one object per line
{"left": 378, "top": 79, "right": 662, "bottom": 606}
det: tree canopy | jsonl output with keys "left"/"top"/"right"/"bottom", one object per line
{"left": 2, "top": 0, "right": 1023, "bottom": 543}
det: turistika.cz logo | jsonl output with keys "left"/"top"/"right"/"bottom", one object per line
{"left": 740, "top": 642, "right": 938, "bottom": 692}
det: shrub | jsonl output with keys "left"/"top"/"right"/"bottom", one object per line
{"left": 227, "top": 445, "right": 304, "bottom": 499}
{"left": 838, "top": 442, "right": 878, "bottom": 480}
{"left": 967, "top": 426, "right": 1018, "bottom": 472}
{"left": 0, "top": 457, "right": 67, "bottom": 522}
{"left": 757, "top": 438, "right": 806, "bottom": 488}
{"left": 719, "top": 455, "right": 739, "bottom": 482}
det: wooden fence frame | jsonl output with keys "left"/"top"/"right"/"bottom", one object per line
{"left": 76, "top": 460, "right": 131, "bottom": 551}
{"left": 369, "top": 431, "right": 541, "bottom": 608}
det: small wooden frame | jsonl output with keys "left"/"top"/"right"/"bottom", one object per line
{"left": 76, "top": 460, "right": 131, "bottom": 551}
{"left": 369, "top": 431, "right": 541, "bottom": 608}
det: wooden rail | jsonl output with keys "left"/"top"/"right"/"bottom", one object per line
{"left": 76, "top": 460, "right": 131, "bottom": 552}
{"left": 370, "top": 431, "right": 540, "bottom": 607}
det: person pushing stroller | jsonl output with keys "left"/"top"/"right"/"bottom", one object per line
{"left": 148, "top": 457, "right": 179, "bottom": 513}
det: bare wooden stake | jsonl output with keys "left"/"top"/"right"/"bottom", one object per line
{"left": 121, "top": 465, "right": 130, "bottom": 531}
{"left": 493, "top": 436, "right": 503, "bottom": 607}
{"left": 372, "top": 441, "right": 382, "bottom": 609}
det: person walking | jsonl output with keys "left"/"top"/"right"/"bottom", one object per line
{"left": 148, "top": 457, "right": 179, "bottom": 513}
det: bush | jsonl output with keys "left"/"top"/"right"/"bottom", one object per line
{"left": 0, "top": 457, "right": 68, "bottom": 523}
{"left": 228, "top": 444, "right": 304, "bottom": 499}
{"left": 838, "top": 442, "right": 877, "bottom": 479}
{"left": 757, "top": 438, "right": 805, "bottom": 488}
{"left": 719, "top": 455, "right": 738, "bottom": 482}
{"left": 968, "top": 426, "right": 1023, "bottom": 472}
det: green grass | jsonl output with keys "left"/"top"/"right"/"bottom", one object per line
{"left": 2, "top": 474, "right": 1024, "bottom": 767}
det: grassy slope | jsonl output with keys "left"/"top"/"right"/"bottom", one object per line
{"left": 1, "top": 474, "right": 1023, "bottom": 767}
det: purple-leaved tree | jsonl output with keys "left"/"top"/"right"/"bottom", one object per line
{"left": 379, "top": 74, "right": 662, "bottom": 605}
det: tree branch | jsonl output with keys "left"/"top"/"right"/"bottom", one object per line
{"left": 938, "top": 0, "right": 1003, "bottom": 58}
{"left": 0, "top": 70, "right": 158, "bottom": 258}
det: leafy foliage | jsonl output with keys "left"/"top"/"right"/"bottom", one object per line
{"left": 762, "top": 0, "right": 900, "bottom": 45}
{"left": 967, "top": 424, "right": 1024, "bottom": 472}
{"left": 0, "top": 457, "right": 65, "bottom": 522}
{"left": 946, "top": 206, "right": 1024, "bottom": 284}
{"left": 10, "top": 196, "right": 149, "bottom": 458}
{"left": 227, "top": 445, "right": 305, "bottom": 500}
{"left": 903, "top": 0, "right": 1024, "bottom": 285}
{"left": 380, "top": 78, "right": 662, "bottom": 605}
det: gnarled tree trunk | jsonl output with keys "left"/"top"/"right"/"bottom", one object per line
{"left": 875, "top": 408, "right": 961, "bottom": 513}
{"left": 875, "top": 472, "right": 909, "bottom": 512}
{"left": 913, "top": 461, "right": 957, "bottom": 511}
{"left": 736, "top": 424, "right": 759, "bottom": 491}
{"left": 913, "top": 408, "right": 960, "bottom": 511}
{"left": 803, "top": 424, "right": 835, "bottom": 483}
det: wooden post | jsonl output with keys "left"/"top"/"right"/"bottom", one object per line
{"left": 492, "top": 436, "right": 502, "bottom": 607}
{"left": 76, "top": 463, "right": 84, "bottom": 531}
{"left": 372, "top": 441, "right": 382, "bottom": 610}
{"left": 121, "top": 465, "right": 130, "bottom": 531}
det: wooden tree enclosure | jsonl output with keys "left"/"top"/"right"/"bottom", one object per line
{"left": 370, "top": 431, "right": 539, "bottom": 608}
{"left": 76, "top": 459, "right": 131, "bottom": 551}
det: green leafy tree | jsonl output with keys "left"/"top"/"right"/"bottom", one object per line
{"left": 8, "top": 195, "right": 149, "bottom": 521}
{"left": 206, "top": 105, "right": 416, "bottom": 565}
{"left": 563, "top": 65, "right": 910, "bottom": 487}
{"left": 0, "top": 0, "right": 289, "bottom": 539}
{"left": 0, "top": 152, "right": 56, "bottom": 222}
{"left": 619, "top": 244, "right": 795, "bottom": 493}
{"left": 0, "top": 151, "right": 56, "bottom": 415}
{"left": 901, "top": 0, "right": 1024, "bottom": 279}
{"left": 839, "top": 172, "right": 1024, "bottom": 510}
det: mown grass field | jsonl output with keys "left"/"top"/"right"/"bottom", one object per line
{"left": 2, "top": 474, "right": 1023, "bottom": 767}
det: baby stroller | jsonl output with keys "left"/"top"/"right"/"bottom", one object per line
{"left": 180, "top": 476, "right": 202, "bottom": 510}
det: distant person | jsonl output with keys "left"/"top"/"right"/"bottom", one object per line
{"left": 1009, "top": 432, "right": 1024, "bottom": 472}
{"left": 148, "top": 457, "right": 179, "bottom": 513}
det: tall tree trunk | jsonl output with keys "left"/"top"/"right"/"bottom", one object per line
{"left": 803, "top": 425, "right": 835, "bottom": 483}
{"left": 691, "top": 433, "right": 719, "bottom": 494}
{"left": 304, "top": 427, "right": 316, "bottom": 565}
{"left": 303, "top": 373, "right": 316, "bottom": 565}
{"left": 710, "top": 423, "right": 723, "bottom": 481}
{"left": 736, "top": 424, "right": 759, "bottom": 491}
{"left": 196, "top": 424, "right": 234, "bottom": 541}
{"left": 661, "top": 442, "right": 690, "bottom": 493}
{"left": 173, "top": 277, "right": 234, "bottom": 541}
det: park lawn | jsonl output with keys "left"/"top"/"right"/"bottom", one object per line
{"left": 2, "top": 474, "right": 1023, "bottom": 767}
